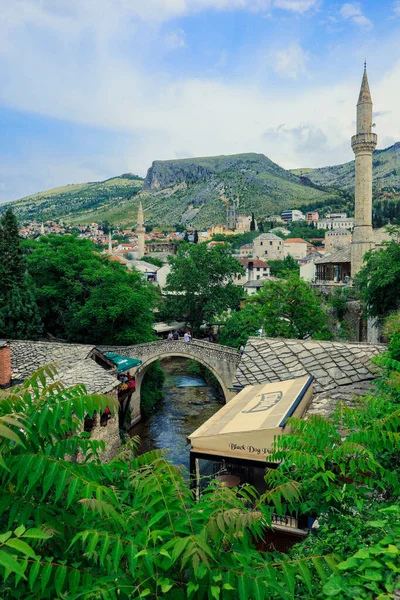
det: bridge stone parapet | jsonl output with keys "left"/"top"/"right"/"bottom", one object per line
{"left": 100, "top": 340, "right": 240, "bottom": 426}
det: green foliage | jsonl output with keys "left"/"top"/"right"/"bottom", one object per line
{"left": 0, "top": 209, "right": 42, "bottom": 339}
{"left": 163, "top": 244, "right": 244, "bottom": 334}
{"left": 250, "top": 213, "right": 256, "bottom": 231}
{"left": 219, "top": 304, "right": 261, "bottom": 348}
{"left": 252, "top": 275, "right": 333, "bottom": 340}
{"left": 141, "top": 362, "right": 166, "bottom": 416}
{"left": 355, "top": 230, "right": 400, "bottom": 319}
{"left": 140, "top": 255, "right": 163, "bottom": 268}
{"left": 193, "top": 230, "right": 199, "bottom": 244}
{"left": 1, "top": 317, "right": 400, "bottom": 598}
{"left": 0, "top": 366, "right": 340, "bottom": 600}
{"left": 26, "top": 235, "right": 158, "bottom": 344}
{"left": 268, "top": 255, "right": 300, "bottom": 278}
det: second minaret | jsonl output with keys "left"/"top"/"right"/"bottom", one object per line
{"left": 350, "top": 65, "right": 377, "bottom": 276}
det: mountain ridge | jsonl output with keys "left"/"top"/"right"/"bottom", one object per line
{"left": 2, "top": 145, "right": 399, "bottom": 228}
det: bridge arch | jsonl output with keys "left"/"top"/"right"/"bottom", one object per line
{"left": 101, "top": 340, "right": 240, "bottom": 426}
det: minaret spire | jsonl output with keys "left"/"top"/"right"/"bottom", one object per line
{"left": 136, "top": 202, "right": 145, "bottom": 259}
{"left": 350, "top": 64, "right": 377, "bottom": 276}
{"left": 108, "top": 230, "right": 112, "bottom": 254}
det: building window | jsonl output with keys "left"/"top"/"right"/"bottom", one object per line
{"left": 257, "top": 267, "right": 260, "bottom": 271}
{"left": 264, "top": 250, "right": 268, "bottom": 255}
{"left": 257, "top": 275, "right": 260, "bottom": 280}
{"left": 260, "top": 241, "right": 263, "bottom": 246}
{"left": 270, "top": 241, "right": 273, "bottom": 246}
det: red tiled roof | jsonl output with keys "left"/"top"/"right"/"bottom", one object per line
{"left": 284, "top": 238, "right": 308, "bottom": 243}
{"left": 239, "top": 258, "right": 270, "bottom": 268}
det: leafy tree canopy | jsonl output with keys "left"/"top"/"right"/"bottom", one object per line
{"left": 0, "top": 209, "right": 42, "bottom": 339}
{"left": 355, "top": 230, "right": 400, "bottom": 320}
{"left": 0, "top": 318, "right": 399, "bottom": 598}
{"left": 252, "top": 275, "right": 332, "bottom": 340}
{"left": 163, "top": 243, "right": 244, "bottom": 333}
{"left": 268, "top": 255, "right": 300, "bottom": 278}
{"left": 219, "top": 304, "right": 261, "bottom": 348}
{"left": 26, "top": 235, "right": 158, "bottom": 344}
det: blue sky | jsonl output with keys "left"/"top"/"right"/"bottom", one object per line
{"left": 1, "top": 0, "right": 400, "bottom": 203}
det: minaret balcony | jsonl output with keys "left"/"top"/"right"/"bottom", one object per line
{"left": 351, "top": 133, "right": 378, "bottom": 154}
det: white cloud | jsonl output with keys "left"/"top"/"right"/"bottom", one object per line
{"left": 1, "top": 0, "right": 400, "bottom": 203}
{"left": 273, "top": 43, "right": 309, "bottom": 79}
{"left": 340, "top": 3, "right": 372, "bottom": 29}
{"left": 164, "top": 28, "right": 186, "bottom": 49}
{"left": 394, "top": 1, "right": 400, "bottom": 16}
{"left": 274, "top": 0, "right": 319, "bottom": 13}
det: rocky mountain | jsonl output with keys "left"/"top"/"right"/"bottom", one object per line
{"left": 4, "top": 146, "right": 398, "bottom": 228}
{"left": 295, "top": 142, "right": 400, "bottom": 202}
{"left": 140, "top": 153, "right": 341, "bottom": 228}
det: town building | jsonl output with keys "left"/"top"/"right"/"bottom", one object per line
{"left": 0, "top": 340, "right": 139, "bottom": 462}
{"left": 317, "top": 217, "right": 355, "bottom": 231}
{"left": 324, "top": 229, "right": 352, "bottom": 253}
{"left": 235, "top": 213, "right": 254, "bottom": 232}
{"left": 235, "top": 258, "right": 271, "bottom": 286}
{"left": 253, "top": 233, "right": 284, "bottom": 260}
{"left": 284, "top": 238, "right": 308, "bottom": 260}
{"left": 281, "top": 209, "right": 305, "bottom": 223}
{"left": 326, "top": 212, "right": 347, "bottom": 219}
{"left": 306, "top": 211, "right": 319, "bottom": 223}
{"left": 239, "top": 243, "right": 254, "bottom": 257}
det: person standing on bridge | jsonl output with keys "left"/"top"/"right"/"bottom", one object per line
{"left": 184, "top": 331, "right": 192, "bottom": 343}
{"left": 167, "top": 331, "right": 173, "bottom": 341}
{"left": 173, "top": 330, "right": 179, "bottom": 340}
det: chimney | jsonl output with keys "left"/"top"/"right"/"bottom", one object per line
{"left": 0, "top": 341, "right": 11, "bottom": 388}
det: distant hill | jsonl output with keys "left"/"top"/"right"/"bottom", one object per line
{"left": 0, "top": 174, "right": 143, "bottom": 225}
{"left": 4, "top": 146, "right": 399, "bottom": 228}
{"left": 293, "top": 142, "right": 400, "bottom": 202}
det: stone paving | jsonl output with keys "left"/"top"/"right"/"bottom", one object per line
{"left": 235, "top": 337, "right": 385, "bottom": 393}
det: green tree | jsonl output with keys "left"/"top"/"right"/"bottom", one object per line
{"left": 250, "top": 213, "right": 256, "bottom": 231}
{"left": 0, "top": 209, "right": 42, "bottom": 339}
{"left": 355, "top": 231, "right": 400, "bottom": 320}
{"left": 193, "top": 230, "right": 199, "bottom": 243}
{"left": 268, "top": 255, "right": 300, "bottom": 278}
{"left": 1, "top": 333, "right": 400, "bottom": 598}
{"left": 252, "top": 274, "right": 332, "bottom": 340}
{"left": 163, "top": 244, "right": 244, "bottom": 334}
{"left": 183, "top": 231, "right": 189, "bottom": 243}
{"left": 219, "top": 304, "right": 260, "bottom": 348}
{"left": 26, "top": 235, "right": 158, "bottom": 344}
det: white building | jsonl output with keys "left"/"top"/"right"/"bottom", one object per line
{"left": 317, "top": 217, "right": 355, "bottom": 231}
{"left": 234, "top": 258, "right": 271, "bottom": 286}
{"left": 281, "top": 209, "right": 305, "bottom": 223}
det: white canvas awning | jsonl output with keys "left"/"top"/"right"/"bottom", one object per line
{"left": 188, "top": 376, "right": 313, "bottom": 463}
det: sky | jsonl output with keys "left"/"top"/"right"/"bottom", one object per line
{"left": 1, "top": 0, "right": 400, "bottom": 203}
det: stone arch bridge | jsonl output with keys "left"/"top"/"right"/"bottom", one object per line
{"left": 102, "top": 340, "right": 240, "bottom": 426}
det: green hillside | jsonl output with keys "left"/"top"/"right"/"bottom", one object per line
{"left": 0, "top": 174, "right": 143, "bottom": 225}
{"left": 1, "top": 153, "right": 343, "bottom": 228}
{"left": 298, "top": 142, "right": 400, "bottom": 202}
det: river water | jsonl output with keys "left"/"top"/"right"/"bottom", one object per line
{"left": 130, "top": 357, "right": 224, "bottom": 471}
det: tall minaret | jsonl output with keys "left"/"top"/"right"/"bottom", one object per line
{"left": 350, "top": 63, "right": 377, "bottom": 276}
{"left": 136, "top": 202, "right": 145, "bottom": 259}
{"left": 108, "top": 230, "right": 112, "bottom": 254}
